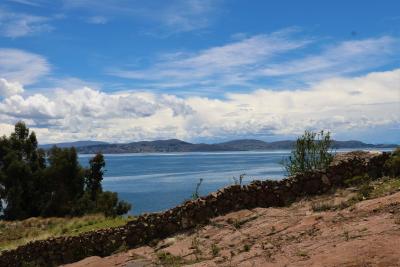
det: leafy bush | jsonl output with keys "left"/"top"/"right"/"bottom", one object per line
{"left": 283, "top": 130, "right": 333, "bottom": 176}
{"left": 385, "top": 147, "right": 400, "bottom": 177}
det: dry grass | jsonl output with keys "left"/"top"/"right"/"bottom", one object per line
{"left": 0, "top": 214, "right": 134, "bottom": 253}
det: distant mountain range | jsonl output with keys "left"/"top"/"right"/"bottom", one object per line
{"left": 40, "top": 139, "right": 398, "bottom": 154}
{"left": 40, "top": 141, "right": 108, "bottom": 149}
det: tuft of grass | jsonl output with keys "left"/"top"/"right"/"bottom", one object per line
{"left": 113, "top": 242, "right": 129, "bottom": 254}
{"left": 0, "top": 214, "right": 133, "bottom": 253}
{"left": 344, "top": 174, "right": 370, "bottom": 187}
{"left": 191, "top": 236, "right": 202, "bottom": 260}
{"left": 336, "top": 177, "right": 400, "bottom": 210}
{"left": 211, "top": 243, "right": 220, "bottom": 257}
{"left": 157, "top": 251, "right": 185, "bottom": 267}
{"left": 343, "top": 230, "right": 350, "bottom": 241}
{"left": 243, "top": 244, "right": 251, "bottom": 252}
{"left": 311, "top": 201, "right": 334, "bottom": 212}
{"left": 369, "top": 178, "right": 400, "bottom": 198}
{"left": 296, "top": 250, "right": 308, "bottom": 257}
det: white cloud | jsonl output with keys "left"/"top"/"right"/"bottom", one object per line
{"left": 157, "top": 0, "right": 219, "bottom": 33}
{"left": 0, "top": 8, "right": 52, "bottom": 38}
{"left": 7, "top": 0, "right": 48, "bottom": 7}
{"left": 108, "top": 34, "right": 399, "bottom": 91}
{"left": 260, "top": 36, "right": 399, "bottom": 80}
{"left": 63, "top": 0, "right": 220, "bottom": 34}
{"left": 0, "top": 48, "right": 50, "bottom": 85}
{"left": 0, "top": 78, "right": 24, "bottom": 97}
{"left": 0, "top": 69, "right": 399, "bottom": 143}
{"left": 87, "top": 16, "right": 108, "bottom": 24}
{"left": 109, "top": 29, "right": 312, "bottom": 87}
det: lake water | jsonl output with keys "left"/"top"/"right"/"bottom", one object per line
{"left": 78, "top": 148, "right": 394, "bottom": 215}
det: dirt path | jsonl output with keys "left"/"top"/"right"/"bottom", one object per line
{"left": 63, "top": 190, "right": 400, "bottom": 267}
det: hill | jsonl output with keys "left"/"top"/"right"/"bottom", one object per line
{"left": 65, "top": 187, "right": 400, "bottom": 267}
{"left": 66, "top": 139, "right": 396, "bottom": 154}
{"left": 40, "top": 140, "right": 108, "bottom": 149}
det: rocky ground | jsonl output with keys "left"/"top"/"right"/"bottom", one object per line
{"left": 63, "top": 183, "right": 400, "bottom": 267}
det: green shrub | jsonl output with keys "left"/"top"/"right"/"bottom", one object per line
{"left": 344, "top": 174, "right": 370, "bottom": 186}
{"left": 385, "top": 147, "right": 400, "bottom": 177}
{"left": 358, "top": 184, "right": 373, "bottom": 198}
{"left": 283, "top": 130, "right": 333, "bottom": 176}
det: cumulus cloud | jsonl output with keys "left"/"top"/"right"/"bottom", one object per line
{"left": 0, "top": 69, "right": 399, "bottom": 143}
{"left": 0, "top": 78, "right": 24, "bottom": 97}
{"left": 0, "top": 48, "right": 50, "bottom": 85}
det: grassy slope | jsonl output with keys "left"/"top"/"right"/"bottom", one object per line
{"left": 0, "top": 214, "right": 134, "bottom": 252}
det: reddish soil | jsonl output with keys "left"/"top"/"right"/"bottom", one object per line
{"left": 63, "top": 190, "right": 400, "bottom": 267}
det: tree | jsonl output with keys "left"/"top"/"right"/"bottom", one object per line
{"left": 42, "top": 146, "right": 86, "bottom": 216}
{"left": 0, "top": 122, "right": 132, "bottom": 219}
{"left": 0, "top": 122, "right": 46, "bottom": 219}
{"left": 86, "top": 153, "right": 105, "bottom": 200}
{"left": 283, "top": 130, "right": 333, "bottom": 176}
{"left": 83, "top": 153, "right": 131, "bottom": 216}
{"left": 95, "top": 191, "right": 131, "bottom": 217}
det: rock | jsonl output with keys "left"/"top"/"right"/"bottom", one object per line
{"left": 263, "top": 243, "right": 274, "bottom": 249}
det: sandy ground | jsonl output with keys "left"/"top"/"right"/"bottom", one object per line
{"left": 63, "top": 190, "right": 400, "bottom": 267}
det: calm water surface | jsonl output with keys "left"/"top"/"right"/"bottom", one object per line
{"left": 78, "top": 148, "right": 393, "bottom": 215}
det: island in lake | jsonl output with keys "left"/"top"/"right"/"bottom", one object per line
{"left": 41, "top": 139, "right": 397, "bottom": 154}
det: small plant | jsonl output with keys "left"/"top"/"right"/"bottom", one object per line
{"left": 311, "top": 201, "right": 334, "bottom": 212}
{"left": 232, "top": 219, "right": 242, "bottom": 229}
{"left": 157, "top": 251, "right": 184, "bottom": 266}
{"left": 243, "top": 244, "right": 251, "bottom": 252}
{"left": 191, "top": 236, "right": 202, "bottom": 260}
{"left": 297, "top": 250, "right": 308, "bottom": 257}
{"left": 358, "top": 184, "right": 373, "bottom": 199}
{"left": 211, "top": 243, "right": 220, "bottom": 257}
{"left": 232, "top": 173, "right": 246, "bottom": 186}
{"left": 343, "top": 230, "right": 350, "bottom": 241}
{"left": 283, "top": 130, "right": 333, "bottom": 176}
{"left": 191, "top": 178, "right": 204, "bottom": 200}
{"left": 344, "top": 174, "right": 371, "bottom": 187}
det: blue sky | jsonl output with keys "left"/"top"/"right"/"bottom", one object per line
{"left": 0, "top": 0, "right": 399, "bottom": 144}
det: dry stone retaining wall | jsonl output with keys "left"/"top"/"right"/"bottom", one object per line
{"left": 0, "top": 151, "right": 391, "bottom": 267}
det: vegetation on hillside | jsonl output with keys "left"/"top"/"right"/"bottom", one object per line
{"left": 0, "top": 122, "right": 131, "bottom": 220}
{"left": 283, "top": 130, "right": 333, "bottom": 176}
{"left": 0, "top": 214, "right": 133, "bottom": 252}
{"left": 385, "top": 147, "right": 400, "bottom": 177}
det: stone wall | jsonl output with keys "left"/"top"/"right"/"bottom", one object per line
{"left": 0, "top": 151, "right": 391, "bottom": 267}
